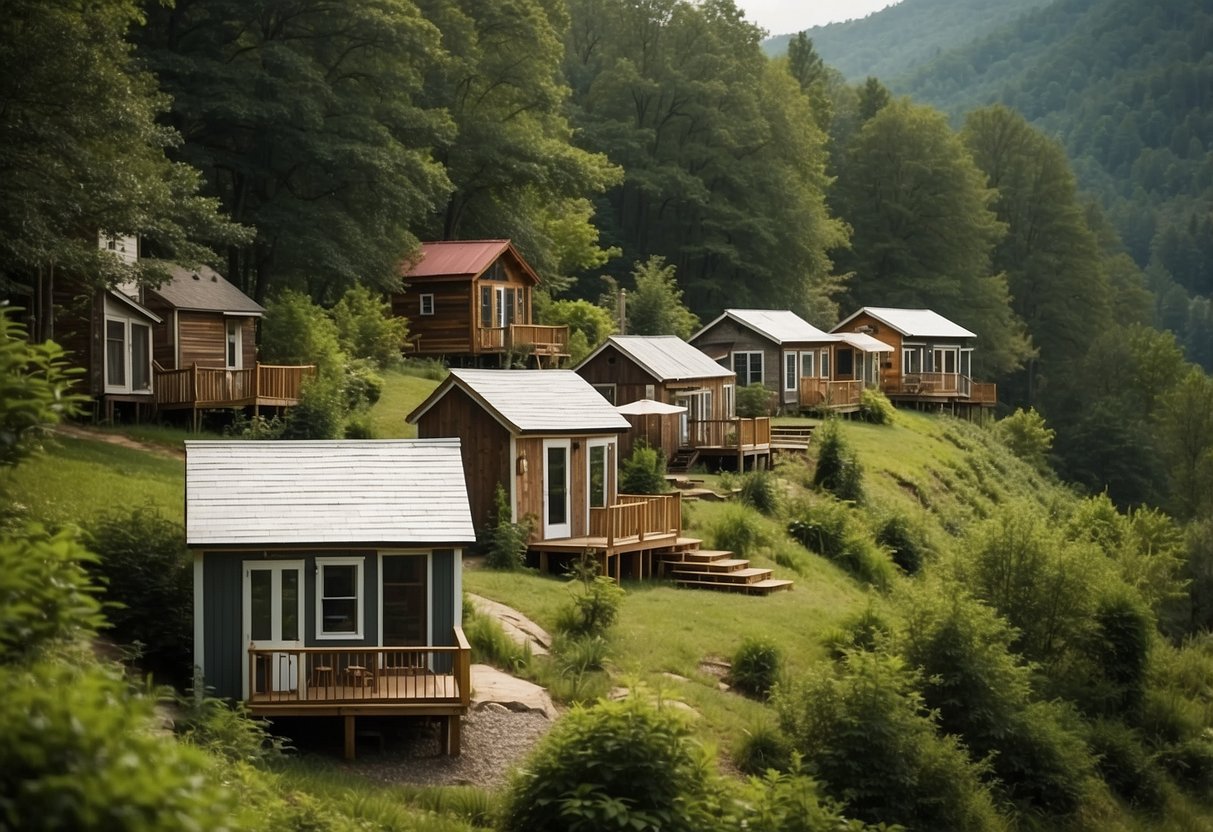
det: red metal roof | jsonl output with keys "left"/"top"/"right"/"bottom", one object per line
{"left": 402, "top": 239, "right": 540, "bottom": 282}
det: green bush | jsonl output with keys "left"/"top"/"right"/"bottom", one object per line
{"left": 330, "top": 284, "right": 408, "bottom": 368}
{"left": 1086, "top": 719, "right": 1167, "bottom": 811}
{"left": 499, "top": 695, "right": 719, "bottom": 832}
{"left": 1089, "top": 590, "right": 1153, "bottom": 718}
{"left": 556, "top": 563, "right": 625, "bottom": 638}
{"left": 279, "top": 375, "right": 346, "bottom": 440}
{"left": 787, "top": 500, "right": 894, "bottom": 589}
{"left": 736, "top": 384, "right": 772, "bottom": 418}
{"left": 224, "top": 411, "right": 283, "bottom": 439}
{"left": 485, "top": 484, "right": 529, "bottom": 571}
{"left": 733, "top": 723, "right": 794, "bottom": 775}
{"left": 464, "top": 607, "right": 531, "bottom": 671}
{"left": 342, "top": 411, "right": 376, "bottom": 439}
{"left": 874, "top": 512, "right": 927, "bottom": 574}
{"left": 399, "top": 356, "right": 449, "bottom": 381}
{"left": 86, "top": 506, "right": 192, "bottom": 686}
{"left": 822, "top": 603, "right": 892, "bottom": 659}
{"left": 812, "top": 420, "right": 863, "bottom": 503}
{"left": 1156, "top": 736, "right": 1213, "bottom": 794}
{"left": 342, "top": 358, "right": 384, "bottom": 410}
{"left": 739, "top": 470, "right": 779, "bottom": 515}
{"left": 177, "top": 690, "right": 287, "bottom": 765}
{"left": 709, "top": 504, "right": 770, "bottom": 557}
{"left": 260, "top": 289, "right": 345, "bottom": 373}
{"left": 620, "top": 440, "right": 667, "bottom": 495}
{"left": 731, "top": 637, "right": 782, "bottom": 699}
{"left": 554, "top": 633, "right": 610, "bottom": 675}
{"left": 994, "top": 407, "right": 1055, "bottom": 472}
{"left": 857, "top": 388, "right": 895, "bottom": 424}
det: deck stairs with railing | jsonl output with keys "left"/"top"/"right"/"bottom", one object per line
{"left": 667, "top": 448, "right": 700, "bottom": 474}
{"left": 657, "top": 537, "right": 794, "bottom": 595}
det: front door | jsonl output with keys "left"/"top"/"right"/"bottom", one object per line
{"left": 543, "top": 439, "right": 571, "bottom": 539}
{"left": 243, "top": 560, "right": 303, "bottom": 698}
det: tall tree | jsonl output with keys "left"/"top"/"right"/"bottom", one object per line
{"left": 624, "top": 256, "right": 698, "bottom": 339}
{"left": 962, "top": 106, "right": 1112, "bottom": 407}
{"left": 832, "top": 98, "right": 1030, "bottom": 376}
{"left": 137, "top": 0, "right": 453, "bottom": 301}
{"left": 784, "top": 32, "right": 831, "bottom": 131}
{"left": 0, "top": 0, "right": 242, "bottom": 338}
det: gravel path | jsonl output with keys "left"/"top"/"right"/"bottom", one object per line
{"left": 347, "top": 706, "right": 553, "bottom": 788}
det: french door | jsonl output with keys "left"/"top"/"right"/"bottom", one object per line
{"left": 242, "top": 560, "right": 304, "bottom": 698}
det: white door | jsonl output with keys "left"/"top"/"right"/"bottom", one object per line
{"left": 242, "top": 560, "right": 304, "bottom": 698}
{"left": 543, "top": 439, "right": 572, "bottom": 539}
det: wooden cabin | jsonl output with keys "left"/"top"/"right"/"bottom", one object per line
{"left": 832, "top": 307, "right": 997, "bottom": 409}
{"left": 142, "top": 265, "right": 313, "bottom": 424}
{"left": 690, "top": 309, "right": 840, "bottom": 412}
{"left": 394, "top": 240, "right": 568, "bottom": 366}
{"left": 575, "top": 335, "right": 771, "bottom": 470}
{"left": 187, "top": 439, "right": 474, "bottom": 761}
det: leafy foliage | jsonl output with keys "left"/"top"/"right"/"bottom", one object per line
{"left": 812, "top": 420, "right": 863, "bottom": 503}
{"left": 709, "top": 504, "right": 770, "bottom": 558}
{"left": 787, "top": 500, "right": 893, "bottom": 590}
{"left": 993, "top": 407, "right": 1055, "bottom": 472}
{"left": 736, "top": 384, "right": 773, "bottom": 418}
{"left": 856, "top": 389, "right": 894, "bottom": 424}
{"left": 619, "top": 440, "right": 667, "bottom": 495}
{"left": 485, "top": 484, "right": 529, "bottom": 571}
{"left": 730, "top": 638, "right": 783, "bottom": 699}
{"left": 279, "top": 375, "right": 346, "bottom": 441}
{"left": 331, "top": 285, "right": 409, "bottom": 368}
{"left": 538, "top": 298, "right": 615, "bottom": 364}
{"left": 874, "top": 513, "right": 927, "bottom": 575}
{"left": 624, "top": 257, "right": 699, "bottom": 339}
{"left": 555, "top": 553, "right": 624, "bottom": 638}
{"left": 732, "top": 725, "right": 794, "bottom": 776}
{"left": 739, "top": 470, "right": 779, "bottom": 516}
{"left": 259, "top": 290, "right": 345, "bottom": 374}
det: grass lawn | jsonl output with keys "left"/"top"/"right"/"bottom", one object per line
{"left": 368, "top": 370, "right": 441, "bottom": 439}
{"left": 2, "top": 436, "right": 184, "bottom": 528}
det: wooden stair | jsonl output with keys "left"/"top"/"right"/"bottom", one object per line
{"left": 667, "top": 448, "right": 699, "bottom": 474}
{"left": 656, "top": 539, "right": 793, "bottom": 596}
{"left": 770, "top": 424, "right": 814, "bottom": 449}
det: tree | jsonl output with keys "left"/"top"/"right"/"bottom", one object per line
{"left": 331, "top": 285, "right": 409, "bottom": 368}
{"left": 784, "top": 33, "right": 832, "bottom": 131}
{"left": 0, "top": 0, "right": 244, "bottom": 339}
{"left": 1159, "top": 368, "right": 1213, "bottom": 518}
{"left": 625, "top": 257, "right": 699, "bottom": 339}
{"left": 832, "top": 98, "right": 1031, "bottom": 376}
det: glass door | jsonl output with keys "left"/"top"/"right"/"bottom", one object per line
{"left": 543, "top": 439, "right": 571, "bottom": 539}
{"left": 243, "top": 561, "right": 303, "bottom": 697}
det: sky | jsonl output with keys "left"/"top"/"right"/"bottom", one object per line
{"left": 733, "top": 0, "right": 903, "bottom": 35}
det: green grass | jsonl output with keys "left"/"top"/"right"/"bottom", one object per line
{"left": 1, "top": 436, "right": 184, "bottom": 528}
{"left": 367, "top": 369, "right": 440, "bottom": 439}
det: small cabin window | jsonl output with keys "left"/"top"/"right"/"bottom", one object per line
{"left": 316, "top": 557, "right": 364, "bottom": 639}
{"left": 226, "top": 319, "right": 242, "bottom": 369}
{"left": 784, "top": 353, "right": 797, "bottom": 391}
{"left": 593, "top": 384, "right": 616, "bottom": 405}
{"left": 800, "top": 351, "right": 815, "bottom": 379}
{"left": 819, "top": 349, "right": 830, "bottom": 379}
{"left": 419, "top": 294, "right": 435, "bottom": 316}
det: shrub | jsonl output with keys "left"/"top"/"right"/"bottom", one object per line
{"left": 279, "top": 375, "right": 345, "bottom": 440}
{"left": 224, "top": 411, "right": 283, "bottom": 439}
{"left": 625, "top": 256, "right": 699, "bottom": 339}
{"left": 731, "top": 637, "right": 782, "bottom": 698}
{"left": 733, "top": 723, "right": 794, "bottom": 775}
{"left": 1156, "top": 736, "right": 1213, "bottom": 794}
{"left": 399, "top": 356, "right": 449, "bottom": 381}
{"left": 874, "top": 512, "right": 927, "bottom": 574}
{"left": 736, "top": 384, "right": 772, "bottom": 417}
{"left": 330, "top": 284, "right": 409, "bottom": 367}
{"left": 342, "top": 358, "right": 384, "bottom": 410}
{"left": 556, "top": 559, "right": 625, "bottom": 638}
{"left": 485, "top": 484, "right": 529, "bottom": 571}
{"left": 86, "top": 506, "right": 192, "bottom": 686}
{"left": 739, "top": 470, "right": 779, "bottom": 515}
{"left": 1086, "top": 719, "right": 1167, "bottom": 811}
{"left": 812, "top": 420, "right": 863, "bottom": 503}
{"left": 177, "top": 689, "right": 287, "bottom": 765}
{"left": 1089, "top": 590, "right": 1153, "bottom": 718}
{"left": 620, "top": 440, "right": 667, "bottom": 495}
{"left": 342, "top": 412, "right": 375, "bottom": 439}
{"left": 499, "top": 695, "right": 719, "bottom": 832}
{"left": 857, "top": 388, "right": 895, "bottom": 424}
{"left": 994, "top": 407, "right": 1055, "bottom": 472}
{"left": 260, "top": 289, "right": 345, "bottom": 373}
{"left": 787, "top": 500, "right": 894, "bottom": 590}
{"left": 554, "top": 633, "right": 610, "bottom": 675}
{"left": 822, "top": 603, "right": 892, "bottom": 659}
{"left": 709, "top": 504, "right": 770, "bottom": 557}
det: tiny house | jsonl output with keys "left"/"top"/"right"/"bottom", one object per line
{"left": 187, "top": 439, "right": 475, "bottom": 759}
{"left": 394, "top": 240, "right": 568, "bottom": 365}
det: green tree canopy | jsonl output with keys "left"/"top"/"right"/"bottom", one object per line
{"left": 625, "top": 256, "right": 699, "bottom": 339}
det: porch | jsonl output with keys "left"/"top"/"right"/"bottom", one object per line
{"left": 156, "top": 362, "right": 316, "bottom": 421}
{"left": 883, "top": 373, "right": 997, "bottom": 407}
{"left": 682, "top": 416, "right": 772, "bottom": 470}
{"left": 476, "top": 323, "right": 569, "bottom": 364}
{"left": 799, "top": 379, "right": 864, "bottom": 412}
{"left": 245, "top": 632, "right": 471, "bottom": 759}
{"left": 531, "top": 492, "right": 683, "bottom": 580}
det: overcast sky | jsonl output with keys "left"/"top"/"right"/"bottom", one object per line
{"left": 733, "top": 0, "right": 902, "bottom": 35}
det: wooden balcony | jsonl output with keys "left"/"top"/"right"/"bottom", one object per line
{"left": 155, "top": 363, "right": 316, "bottom": 413}
{"left": 476, "top": 323, "right": 569, "bottom": 359}
{"left": 244, "top": 632, "right": 471, "bottom": 716}
{"left": 533, "top": 492, "right": 683, "bottom": 580}
{"left": 799, "top": 379, "right": 864, "bottom": 411}
{"left": 685, "top": 417, "right": 772, "bottom": 450}
{"left": 882, "top": 374, "right": 997, "bottom": 407}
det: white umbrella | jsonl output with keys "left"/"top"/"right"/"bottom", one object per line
{"left": 615, "top": 398, "right": 687, "bottom": 415}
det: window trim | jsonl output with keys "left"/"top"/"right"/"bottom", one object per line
{"left": 732, "top": 350, "right": 763, "bottom": 386}
{"left": 419, "top": 293, "right": 435, "bottom": 316}
{"left": 104, "top": 315, "right": 153, "bottom": 394}
{"left": 226, "top": 318, "right": 242, "bottom": 370}
{"left": 315, "top": 556, "right": 365, "bottom": 640}
{"left": 819, "top": 348, "right": 830, "bottom": 379}
{"left": 784, "top": 352, "right": 797, "bottom": 392}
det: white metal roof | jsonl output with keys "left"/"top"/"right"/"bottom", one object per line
{"left": 579, "top": 335, "right": 734, "bottom": 381}
{"left": 185, "top": 439, "right": 475, "bottom": 546}
{"left": 835, "top": 332, "right": 895, "bottom": 353}
{"left": 409, "top": 369, "right": 631, "bottom": 434}
{"left": 835, "top": 307, "right": 977, "bottom": 339}
{"left": 692, "top": 309, "right": 839, "bottom": 346}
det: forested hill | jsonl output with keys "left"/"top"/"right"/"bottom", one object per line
{"left": 761, "top": 0, "right": 1051, "bottom": 83}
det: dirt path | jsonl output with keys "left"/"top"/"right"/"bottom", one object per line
{"left": 53, "top": 424, "right": 185, "bottom": 461}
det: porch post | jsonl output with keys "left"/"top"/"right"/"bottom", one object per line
{"left": 344, "top": 715, "right": 356, "bottom": 761}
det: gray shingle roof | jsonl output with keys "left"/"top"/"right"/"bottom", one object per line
{"left": 835, "top": 307, "right": 976, "bottom": 339}
{"left": 410, "top": 369, "right": 630, "bottom": 434}
{"left": 185, "top": 439, "right": 475, "bottom": 546}
{"left": 693, "top": 309, "right": 838, "bottom": 345}
{"left": 150, "top": 264, "right": 265, "bottom": 315}
{"left": 580, "top": 336, "right": 733, "bottom": 381}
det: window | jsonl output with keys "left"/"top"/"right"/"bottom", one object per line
{"left": 419, "top": 294, "right": 434, "bottom": 316}
{"left": 732, "top": 351, "right": 763, "bottom": 386}
{"left": 800, "top": 351, "right": 815, "bottom": 379}
{"left": 105, "top": 316, "right": 152, "bottom": 393}
{"left": 130, "top": 324, "right": 150, "bottom": 391}
{"left": 106, "top": 320, "right": 126, "bottom": 387}
{"left": 819, "top": 349, "right": 830, "bottom": 379}
{"left": 480, "top": 286, "right": 492, "bottom": 327}
{"left": 724, "top": 384, "right": 735, "bottom": 418}
{"left": 226, "top": 319, "right": 242, "bottom": 369}
{"left": 784, "top": 353, "right": 797, "bottom": 392}
{"left": 903, "top": 347, "right": 922, "bottom": 375}
{"left": 588, "top": 442, "right": 609, "bottom": 509}
{"left": 505, "top": 288, "right": 516, "bottom": 327}
{"left": 592, "top": 384, "right": 616, "bottom": 405}
{"left": 316, "top": 558, "right": 364, "bottom": 639}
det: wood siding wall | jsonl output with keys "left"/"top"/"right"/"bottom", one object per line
{"left": 395, "top": 281, "right": 474, "bottom": 355}
{"left": 513, "top": 434, "right": 616, "bottom": 541}
{"left": 836, "top": 311, "right": 903, "bottom": 389}
{"left": 692, "top": 318, "right": 835, "bottom": 408}
{"left": 415, "top": 387, "right": 512, "bottom": 533}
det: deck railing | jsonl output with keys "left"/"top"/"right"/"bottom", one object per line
{"left": 155, "top": 363, "right": 315, "bottom": 407}
{"left": 476, "top": 324, "right": 569, "bottom": 355}
{"left": 968, "top": 381, "right": 997, "bottom": 405}
{"left": 245, "top": 629, "right": 470, "bottom": 707}
{"left": 685, "top": 417, "right": 771, "bottom": 449}
{"left": 799, "top": 379, "right": 863, "bottom": 409}
{"left": 589, "top": 492, "right": 682, "bottom": 547}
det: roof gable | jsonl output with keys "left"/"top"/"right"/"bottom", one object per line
{"left": 408, "top": 369, "right": 630, "bottom": 434}
{"left": 834, "top": 307, "right": 976, "bottom": 340}
{"left": 401, "top": 240, "right": 540, "bottom": 285}
{"left": 149, "top": 264, "right": 265, "bottom": 316}
{"left": 692, "top": 309, "right": 838, "bottom": 346}
{"left": 578, "top": 335, "right": 734, "bottom": 382}
{"left": 185, "top": 439, "right": 475, "bottom": 546}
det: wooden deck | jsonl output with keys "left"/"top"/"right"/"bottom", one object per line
{"left": 476, "top": 323, "right": 569, "bottom": 364}
{"left": 155, "top": 362, "right": 316, "bottom": 420}
{"left": 800, "top": 375, "right": 997, "bottom": 411}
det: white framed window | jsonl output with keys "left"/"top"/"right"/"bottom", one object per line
{"left": 226, "top": 319, "right": 242, "bottom": 369}
{"left": 587, "top": 439, "right": 612, "bottom": 510}
{"left": 800, "top": 351, "right": 815, "bottom": 379}
{"left": 105, "top": 316, "right": 152, "bottom": 394}
{"left": 732, "top": 351, "right": 763, "bottom": 386}
{"left": 784, "top": 352, "right": 797, "bottom": 392}
{"left": 819, "top": 348, "right": 830, "bottom": 379}
{"left": 592, "top": 383, "right": 616, "bottom": 405}
{"left": 903, "top": 347, "right": 923, "bottom": 375}
{"left": 724, "top": 383, "right": 735, "bottom": 418}
{"left": 419, "top": 293, "right": 435, "bottom": 316}
{"left": 316, "top": 557, "right": 364, "bottom": 639}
